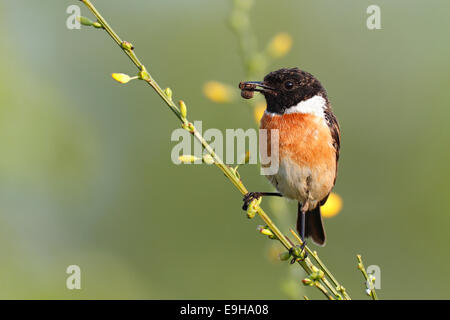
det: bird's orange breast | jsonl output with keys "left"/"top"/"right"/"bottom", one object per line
{"left": 259, "top": 111, "right": 337, "bottom": 204}
{"left": 260, "top": 112, "right": 335, "bottom": 168}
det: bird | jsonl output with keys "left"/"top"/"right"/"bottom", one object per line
{"left": 239, "top": 67, "right": 340, "bottom": 247}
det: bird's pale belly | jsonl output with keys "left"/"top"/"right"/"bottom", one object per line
{"left": 260, "top": 112, "right": 336, "bottom": 208}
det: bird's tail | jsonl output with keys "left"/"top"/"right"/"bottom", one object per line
{"left": 296, "top": 204, "right": 326, "bottom": 246}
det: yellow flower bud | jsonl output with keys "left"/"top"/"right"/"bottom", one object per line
{"left": 302, "top": 278, "right": 314, "bottom": 286}
{"left": 247, "top": 209, "right": 256, "bottom": 219}
{"left": 112, "top": 73, "right": 132, "bottom": 84}
{"left": 203, "top": 81, "right": 235, "bottom": 103}
{"left": 165, "top": 88, "right": 173, "bottom": 101}
{"left": 267, "top": 32, "right": 293, "bottom": 58}
{"left": 121, "top": 41, "right": 134, "bottom": 51}
{"left": 92, "top": 22, "right": 103, "bottom": 29}
{"left": 259, "top": 228, "right": 274, "bottom": 237}
{"left": 178, "top": 155, "right": 200, "bottom": 163}
{"left": 77, "top": 16, "right": 94, "bottom": 26}
{"left": 181, "top": 122, "right": 195, "bottom": 133}
{"left": 311, "top": 270, "right": 325, "bottom": 280}
{"left": 321, "top": 192, "right": 343, "bottom": 218}
{"left": 179, "top": 100, "right": 187, "bottom": 119}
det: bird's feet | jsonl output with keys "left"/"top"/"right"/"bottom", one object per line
{"left": 242, "top": 192, "right": 264, "bottom": 211}
{"left": 289, "top": 241, "right": 308, "bottom": 263}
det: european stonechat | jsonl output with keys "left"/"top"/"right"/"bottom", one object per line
{"left": 239, "top": 67, "right": 340, "bottom": 247}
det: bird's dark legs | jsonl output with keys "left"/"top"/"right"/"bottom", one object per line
{"left": 298, "top": 202, "right": 306, "bottom": 242}
{"left": 242, "top": 192, "right": 282, "bottom": 210}
{"left": 293, "top": 202, "right": 308, "bottom": 260}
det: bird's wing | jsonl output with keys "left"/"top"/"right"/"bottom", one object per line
{"left": 320, "top": 107, "right": 341, "bottom": 206}
{"left": 326, "top": 109, "right": 340, "bottom": 163}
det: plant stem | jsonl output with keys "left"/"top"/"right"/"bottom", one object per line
{"left": 77, "top": 0, "right": 351, "bottom": 300}
{"left": 315, "top": 282, "right": 335, "bottom": 300}
{"left": 289, "top": 229, "right": 345, "bottom": 299}
{"left": 357, "top": 254, "right": 379, "bottom": 300}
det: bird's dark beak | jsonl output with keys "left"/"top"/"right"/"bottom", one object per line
{"left": 239, "top": 81, "right": 275, "bottom": 94}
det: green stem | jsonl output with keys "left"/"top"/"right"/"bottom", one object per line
{"left": 357, "top": 254, "right": 379, "bottom": 300}
{"left": 289, "top": 229, "right": 346, "bottom": 299}
{"left": 315, "top": 282, "right": 335, "bottom": 300}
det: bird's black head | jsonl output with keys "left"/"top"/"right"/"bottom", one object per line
{"left": 239, "top": 68, "right": 327, "bottom": 114}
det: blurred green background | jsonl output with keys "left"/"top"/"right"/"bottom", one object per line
{"left": 0, "top": 0, "right": 449, "bottom": 299}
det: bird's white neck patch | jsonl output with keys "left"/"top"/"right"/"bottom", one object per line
{"left": 284, "top": 95, "right": 326, "bottom": 118}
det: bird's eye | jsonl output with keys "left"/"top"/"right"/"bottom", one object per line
{"left": 284, "top": 81, "right": 294, "bottom": 90}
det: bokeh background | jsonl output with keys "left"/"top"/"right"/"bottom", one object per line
{"left": 0, "top": 0, "right": 449, "bottom": 299}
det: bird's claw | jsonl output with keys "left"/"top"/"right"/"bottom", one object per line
{"left": 289, "top": 242, "right": 308, "bottom": 263}
{"left": 242, "top": 192, "right": 263, "bottom": 211}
